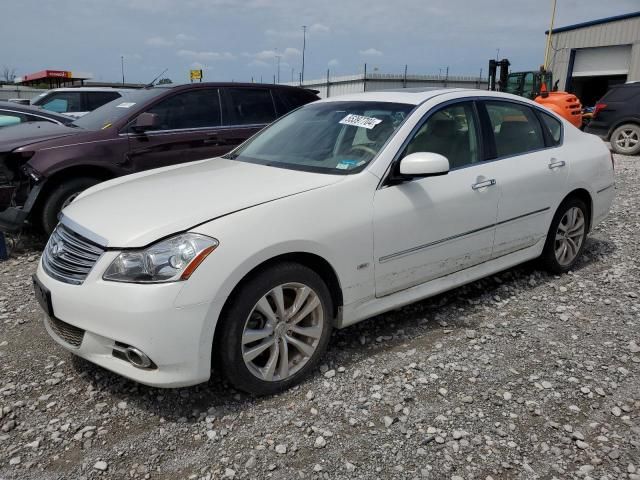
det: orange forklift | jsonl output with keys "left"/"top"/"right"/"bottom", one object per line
{"left": 487, "top": 0, "right": 583, "bottom": 128}
{"left": 488, "top": 59, "right": 583, "bottom": 128}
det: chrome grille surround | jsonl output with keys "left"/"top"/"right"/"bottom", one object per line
{"left": 42, "top": 224, "right": 105, "bottom": 285}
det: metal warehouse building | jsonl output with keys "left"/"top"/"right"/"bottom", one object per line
{"left": 547, "top": 11, "right": 640, "bottom": 106}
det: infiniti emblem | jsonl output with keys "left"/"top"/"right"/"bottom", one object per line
{"left": 50, "top": 238, "right": 64, "bottom": 258}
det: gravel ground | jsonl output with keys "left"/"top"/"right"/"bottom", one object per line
{"left": 0, "top": 154, "right": 638, "bottom": 480}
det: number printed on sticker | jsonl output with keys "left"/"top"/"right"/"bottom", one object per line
{"left": 339, "top": 114, "right": 382, "bottom": 130}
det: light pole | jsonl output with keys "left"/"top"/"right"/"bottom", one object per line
{"left": 543, "top": 0, "right": 558, "bottom": 71}
{"left": 121, "top": 55, "right": 125, "bottom": 85}
{"left": 275, "top": 53, "right": 281, "bottom": 83}
{"left": 301, "top": 25, "right": 307, "bottom": 84}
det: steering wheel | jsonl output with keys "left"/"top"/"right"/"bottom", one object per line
{"left": 348, "top": 144, "right": 377, "bottom": 157}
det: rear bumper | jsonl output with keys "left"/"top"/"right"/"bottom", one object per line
{"left": 584, "top": 124, "right": 609, "bottom": 140}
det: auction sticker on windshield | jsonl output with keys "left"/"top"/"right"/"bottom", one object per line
{"left": 339, "top": 114, "right": 382, "bottom": 130}
{"left": 116, "top": 102, "right": 136, "bottom": 108}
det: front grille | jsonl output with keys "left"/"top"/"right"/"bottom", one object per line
{"left": 42, "top": 224, "right": 105, "bottom": 285}
{"left": 47, "top": 316, "right": 85, "bottom": 347}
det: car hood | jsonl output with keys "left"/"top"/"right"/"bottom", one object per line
{"left": 62, "top": 158, "right": 344, "bottom": 248}
{"left": 0, "top": 121, "right": 81, "bottom": 152}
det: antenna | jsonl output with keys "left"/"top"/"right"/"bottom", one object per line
{"left": 146, "top": 68, "right": 169, "bottom": 87}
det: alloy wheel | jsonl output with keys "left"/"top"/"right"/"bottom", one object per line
{"left": 614, "top": 127, "right": 640, "bottom": 153}
{"left": 554, "top": 206, "right": 585, "bottom": 266}
{"left": 241, "top": 282, "right": 324, "bottom": 382}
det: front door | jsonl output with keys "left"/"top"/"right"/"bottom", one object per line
{"left": 481, "top": 100, "right": 569, "bottom": 258}
{"left": 373, "top": 101, "right": 500, "bottom": 297}
{"left": 127, "top": 88, "right": 228, "bottom": 172}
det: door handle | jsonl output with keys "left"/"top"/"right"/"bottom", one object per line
{"left": 548, "top": 159, "right": 566, "bottom": 169}
{"left": 471, "top": 179, "right": 496, "bottom": 190}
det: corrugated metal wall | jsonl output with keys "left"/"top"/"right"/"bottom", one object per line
{"left": 548, "top": 16, "right": 640, "bottom": 90}
{"left": 286, "top": 73, "right": 487, "bottom": 98}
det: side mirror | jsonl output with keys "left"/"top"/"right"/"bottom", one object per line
{"left": 132, "top": 112, "right": 160, "bottom": 133}
{"left": 399, "top": 152, "right": 450, "bottom": 177}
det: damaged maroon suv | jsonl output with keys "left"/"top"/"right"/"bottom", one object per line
{"left": 0, "top": 83, "right": 319, "bottom": 233}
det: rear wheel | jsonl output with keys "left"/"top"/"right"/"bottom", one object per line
{"left": 539, "top": 197, "right": 588, "bottom": 274}
{"left": 610, "top": 123, "right": 640, "bottom": 156}
{"left": 215, "top": 262, "right": 333, "bottom": 395}
{"left": 40, "top": 177, "right": 99, "bottom": 234}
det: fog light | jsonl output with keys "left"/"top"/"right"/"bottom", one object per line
{"left": 112, "top": 342, "right": 156, "bottom": 370}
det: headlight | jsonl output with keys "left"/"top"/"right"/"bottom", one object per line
{"left": 103, "top": 233, "right": 218, "bottom": 283}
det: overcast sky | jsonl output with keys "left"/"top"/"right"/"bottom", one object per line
{"left": 2, "top": 0, "right": 638, "bottom": 84}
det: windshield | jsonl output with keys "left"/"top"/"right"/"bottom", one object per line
{"left": 227, "top": 101, "right": 414, "bottom": 174}
{"left": 71, "top": 89, "right": 165, "bottom": 130}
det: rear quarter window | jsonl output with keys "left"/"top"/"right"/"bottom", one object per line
{"left": 539, "top": 111, "right": 562, "bottom": 146}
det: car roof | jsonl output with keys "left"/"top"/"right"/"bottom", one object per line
{"left": 40, "top": 87, "right": 138, "bottom": 93}
{"left": 0, "top": 100, "right": 73, "bottom": 119}
{"left": 316, "top": 88, "right": 528, "bottom": 106}
{"left": 151, "top": 82, "right": 318, "bottom": 93}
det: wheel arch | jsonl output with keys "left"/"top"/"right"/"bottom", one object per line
{"left": 607, "top": 117, "right": 640, "bottom": 140}
{"left": 32, "top": 165, "right": 116, "bottom": 213}
{"left": 214, "top": 251, "right": 344, "bottom": 339}
{"left": 560, "top": 188, "right": 593, "bottom": 233}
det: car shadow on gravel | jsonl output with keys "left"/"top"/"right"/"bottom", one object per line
{"left": 67, "top": 236, "right": 616, "bottom": 422}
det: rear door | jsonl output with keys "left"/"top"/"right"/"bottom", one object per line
{"left": 480, "top": 100, "right": 569, "bottom": 258}
{"left": 220, "top": 87, "right": 279, "bottom": 147}
{"left": 126, "top": 88, "right": 227, "bottom": 172}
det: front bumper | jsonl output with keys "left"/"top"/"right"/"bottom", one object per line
{"left": 35, "top": 254, "right": 222, "bottom": 388}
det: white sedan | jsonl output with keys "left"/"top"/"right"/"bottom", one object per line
{"left": 34, "top": 89, "right": 615, "bottom": 394}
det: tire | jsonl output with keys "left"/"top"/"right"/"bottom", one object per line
{"left": 539, "top": 197, "right": 588, "bottom": 274}
{"left": 610, "top": 123, "right": 640, "bottom": 156}
{"left": 41, "top": 177, "right": 100, "bottom": 235}
{"left": 215, "top": 262, "right": 334, "bottom": 395}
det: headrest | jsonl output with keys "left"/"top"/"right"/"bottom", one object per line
{"left": 366, "top": 115, "right": 393, "bottom": 142}
{"left": 430, "top": 119, "right": 457, "bottom": 138}
{"left": 499, "top": 121, "right": 531, "bottom": 137}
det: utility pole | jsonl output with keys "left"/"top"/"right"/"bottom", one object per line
{"left": 291, "top": 67, "right": 294, "bottom": 83}
{"left": 301, "top": 25, "right": 307, "bottom": 84}
{"left": 445, "top": 66, "right": 449, "bottom": 87}
{"left": 275, "top": 54, "right": 281, "bottom": 83}
{"left": 543, "top": 0, "right": 557, "bottom": 71}
{"left": 326, "top": 69, "right": 330, "bottom": 97}
{"left": 121, "top": 55, "right": 125, "bottom": 85}
{"left": 363, "top": 63, "right": 367, "bottom": 92}
{"left": 403, "top": 64, "right": 408, "bottom": 88}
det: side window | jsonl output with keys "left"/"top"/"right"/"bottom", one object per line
{"left": 40, "top": 92, "right": 83, "bottom": 113}
{"left": 539, "top": 111, "right": 562, "bottom": 146}
{"left": 485, "top": 101, "right": 545, "bottom": 157}
{"left": 145, "top": 89, "right": 221, "bottom": 130}
{"left": 227, "top": 88, "right": 276, "bottom": 125}
{"left": 86, "top": 92, "right": 121, "bottom": 111}
{"left": 403, "top": 102, "right": 480, "bottom": 169}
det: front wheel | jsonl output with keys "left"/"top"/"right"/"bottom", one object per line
{"left": 539, "top": 197, "right": 588, "bottom": 274}
{"left": 610, "top": 123, "right": 640, "bottom": 156}
{"left": 40, "top": 177, "right": 100, "bottom": 234}
{"left": 215, "top": 263, "right": 334, "bottom": 395}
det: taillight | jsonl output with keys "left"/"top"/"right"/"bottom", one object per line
{"left": 593, "top": 102, "right": 607, "bottom": 118}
